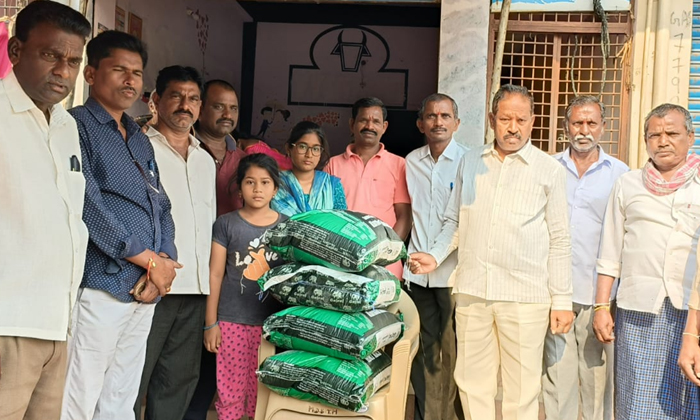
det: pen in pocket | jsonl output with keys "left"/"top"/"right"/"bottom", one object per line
{"left": 70, "top": 155, "right": 81, "bottom": 172}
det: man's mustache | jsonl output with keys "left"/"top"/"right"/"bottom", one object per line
{"left": 504, "top": 133, "right": 521, "bottom": 140}
{"left": 48, "top": 77, "right": 67, "bottom": 88}
{"left": 217, "top": 118, "right": 235, "bottom": 125}
{"left": 574, "top": 134, "right": 595, "bottom": 142}
{"left": 360, "top": 129, "right": 378, "bottom": 136}
{"left": 174, "top": 109, "right": 193, "bottom": 118}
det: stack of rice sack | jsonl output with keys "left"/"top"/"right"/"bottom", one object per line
{"left": 256, "top": 209, "right": 407, "bottom": 412}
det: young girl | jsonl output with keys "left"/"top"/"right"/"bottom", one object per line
{"left": 204, "top": 153, "right": 287, "bottom": 420}
{"left": 271, "top": 121, "right": 347, "bottom": 216}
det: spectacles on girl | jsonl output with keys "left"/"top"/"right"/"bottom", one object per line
{"left": 291, "top": 143, "right": 324, "bottom": 156}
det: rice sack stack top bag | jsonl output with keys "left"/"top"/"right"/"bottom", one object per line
{"left": 263, "top": 306, "right": 404, "bottom": 360}
{"left": 262, "top": 210, "right": 407, "bottom": 272}
{"left": 257, "top": 349, "right": 392, "bottom": 412}
{"left": 258, "top": 263, "right": 401, "bottom": 312}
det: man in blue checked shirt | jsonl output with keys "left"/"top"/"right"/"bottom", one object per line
{"left": 543, "top": 96, "right": 628, "bottom": 420}
{"left": 60, "top": 31, "right": 181, "bottom": 420}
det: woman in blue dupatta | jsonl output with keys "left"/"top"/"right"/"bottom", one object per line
{"left": 271, "top": 121, "right": 347, "bottom": 216}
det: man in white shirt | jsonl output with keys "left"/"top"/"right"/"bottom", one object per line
{"left": 410, "top": 84, "right": 573, "bottom": 420}
{"left": 593, "top": 103, "right": 700, "bottom": 420}
{"left": 0, "top": 3, "right": 90, "bottom": 419}
{"left": 134, "top": 66, "right": 216, "bottom": 420}
{"left": 405, "top": 93, "right": 467, "bottom": 420}
{"left": 543, "top": 96, "right": 628, "bottom": 420}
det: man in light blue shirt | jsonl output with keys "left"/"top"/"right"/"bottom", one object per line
{"left": 543, "top": 95, "right": 628, "bottom": 420}
{"left": 405, "top": 93, "right": 467, "bottom": 420}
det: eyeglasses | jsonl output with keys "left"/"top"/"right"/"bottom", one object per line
{"left": 291, "top": 143, "right": 324, "bottom": 156}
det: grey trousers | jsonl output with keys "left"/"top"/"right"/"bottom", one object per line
{"left": 134, "top": 294, "right": 206, "bottom": 420}
{"left": 406, "top": 283, "right": 463, "bottom": 420}
{"left": 542, "top": 302, "right": 614, "bottom": 420}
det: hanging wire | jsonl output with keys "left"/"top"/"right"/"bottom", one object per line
{"left": 594, "top": 0, "right": 611, "bottom": 99}
{"left": 568, "top": 35, "right": 580, "bottom": 97}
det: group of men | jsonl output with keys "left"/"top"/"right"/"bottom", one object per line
{"left": 408, "top": 86, "right": 700, "bottom": 420}
{"left": 1, "top": 3, "right": 208, "bottom": 419}
{"left": 3, "top": 2, "right": 700, "bottom": 420}
{"left": 406, "top": 88, "right": 622, "bottom": 420}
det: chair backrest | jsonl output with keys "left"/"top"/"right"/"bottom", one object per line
{"left": 386, "top": 289, "right": 420, "bottom": 350}
{"left": 380, "top": 289, "right": 420, "bottom": 417}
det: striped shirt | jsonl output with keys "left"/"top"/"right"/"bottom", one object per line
{"left": 429, "top": 141, "right": 573, "bottom": 310}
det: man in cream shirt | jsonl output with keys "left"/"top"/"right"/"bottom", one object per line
{"left": 134, "top": 66, "right": 216, "bottom": 420}
{"left": 0, "top": 3, "right": 91, "bottom": 419}
{"left": 410, "top": 84, "right": 573, "bottom": 420}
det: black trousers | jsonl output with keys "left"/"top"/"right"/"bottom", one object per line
{"left": 134, "top": 294, "right": 206, "bottom": 420}
{"left": 406, "top": 283, "right": 463, "bottom": 420}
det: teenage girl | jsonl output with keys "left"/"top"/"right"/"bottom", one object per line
{"left": 271, "top": 121, "right": 347, "bottom": 216}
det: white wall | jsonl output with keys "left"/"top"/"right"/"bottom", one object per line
{"left": 438, "top": 0, "right": 490, "bottom": 147}
{"left": 92, "top": 0, "right": 251, "bottom": 115}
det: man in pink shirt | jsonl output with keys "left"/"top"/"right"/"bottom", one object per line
{"left": 326, "top": 97, "right": 411, "bottom": 278}
{"left": 0, "top": 22, "right": 10, "bottom": 79}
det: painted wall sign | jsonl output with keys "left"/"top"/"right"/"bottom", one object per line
{"left": 491, "top": 0, "right": 631, "bottom": 12}
{"left": 252, "top": 22, "right": 438, "bottom": 154}
{"left": 288, "top": 25, "right": 409, "bottom": 109}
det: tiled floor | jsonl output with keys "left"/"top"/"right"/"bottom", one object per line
{"left": 201, "top": 373, "right": 548, "bottom": 420}
{"left": 203, "top": 399, "right": 546, "bottom": 419}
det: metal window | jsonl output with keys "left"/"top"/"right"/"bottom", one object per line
{"left": 1, "top": 0, "right": 25, "bottom": 19}
{"left": 489, "top": 12, "right": 632, "bottom": 161}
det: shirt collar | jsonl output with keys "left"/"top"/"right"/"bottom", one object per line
{"left": 146, "top": 125, "right": 202, "bottom": 150}
{"left": 225, "top": 134, "right": 236, "bottom": 151}
{"left": 84, "top": 97, "right": 141, "bottom": 137}
{"left": 482, "top": 140, "right": 535, "bottom": 164}
{"left": 558, "top": 146, "right": 613, "bottom": 172}
{"left": 193, "top": 129, "right": 237, "bottom": 151}
{"left": 419, "top": 138, "right": 462, "bottom": 162}
{"left": 4, "top": 70, "right": 69, "bottom": 123}
{"left": 343, "top": 142, "right": 386, "bottom": 159}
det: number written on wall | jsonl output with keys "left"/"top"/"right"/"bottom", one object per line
{"left": 669, "top": 10, "right": 691, "bottom": 103}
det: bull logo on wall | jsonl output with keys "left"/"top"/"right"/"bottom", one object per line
{"left": 330, "top": 30, "right": 372, "bottom": 73}
{"left": 288, "top": 25, "right": 408, "bottom": 109}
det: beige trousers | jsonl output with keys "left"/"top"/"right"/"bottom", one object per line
{"left": 454, "top": 295, "right": 550, "bottom": 420}
{"left": 542, "top": 303, "right": 614, "bottom": 420}
{"left": 0, "top": 336, "right": 68, "bottom": 420}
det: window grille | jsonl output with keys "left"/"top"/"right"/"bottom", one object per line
{"left": 489, "top": 12, "right": 632, "bottom": 161}
{"left": 1, "top": 0, "right": 25, "bottom": 19}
